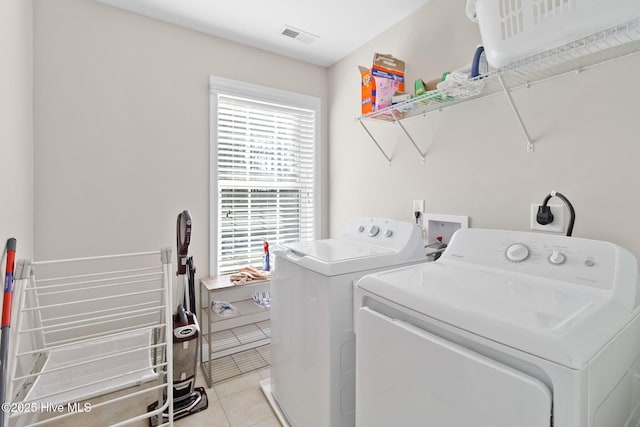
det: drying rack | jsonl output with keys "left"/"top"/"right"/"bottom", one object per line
{"left": 5, "top": 249, "right": 173, "bottom": 427}
{"left": 358, "top": 17, "right": 640, "bottom": 161}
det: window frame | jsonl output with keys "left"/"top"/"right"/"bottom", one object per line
{"left": 209, "top": 75, "right": 322, "bottom": 276}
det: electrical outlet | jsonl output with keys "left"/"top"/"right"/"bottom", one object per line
{"left": 530, "top": 204, "right": 564, "bottom": 232}
{"left": 412, "top": 200, "right": 425, "bottom": 231}
{"left": 412, "top": 200, "right": 425, "bottom": 215}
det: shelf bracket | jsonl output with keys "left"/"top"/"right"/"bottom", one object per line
{"left": 497, "top": 74, "right": 535, "bottom": 153}
{"left": 390, "top": 110, "right": 426, "bottom": 162}
{"left": 358, "top": 119, "right": 392, "bottom": 165}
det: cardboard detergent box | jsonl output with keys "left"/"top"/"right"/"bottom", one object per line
{"left": 359, "top": 66, "right": 375, "bottom": 115}
{"left": 359, "top": 53, "right": 405, "bottom": 115}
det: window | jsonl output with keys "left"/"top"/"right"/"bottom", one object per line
{"left": 210, "top": 76, "right": 321, "bottom": 275}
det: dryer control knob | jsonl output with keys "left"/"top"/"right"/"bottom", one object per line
{"left": 357, "top": 225, "right": 365, "bottom": 233}
{"left": 368, "top": 225, "right": 380, "bottom": 237}
{"left": 384, "top": 229, "right": 393, "bottom": 238}
{"left": 506, "top": 243, "right": 529, "bottom": 262}
{"left": 549, "top": 250, "right": 566, "bottom": 265}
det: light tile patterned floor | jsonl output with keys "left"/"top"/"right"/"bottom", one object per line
{"left": 23, "top": 346, "right": 277, "bottom": 426}
{"left": 176, "top": 367, "right": 280, "bottom": 427}
{"left": 40, "top": 357, "right": 280, "bottom": 426}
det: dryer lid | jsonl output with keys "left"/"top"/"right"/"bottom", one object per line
{"left": 357, "top": 262, "right": 632, "bottom": 369}
{"left": 356, "top": 228, "right": 639, "bottom": 369}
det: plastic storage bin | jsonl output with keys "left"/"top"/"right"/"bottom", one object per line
{"left": 467, "top": 0, "right": 640, "bottom": 68}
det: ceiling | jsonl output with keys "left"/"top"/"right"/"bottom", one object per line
{"left": 94, "top": 0, "right": 431, "bottom": 67}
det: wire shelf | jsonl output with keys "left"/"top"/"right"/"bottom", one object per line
{"left": 203, "top": 320, "right": 271, "bottom": 354}
{"left": 360, "top": 17, "right": 640, "bottom": 124}
{"left": 201, "top": 344, "right": 271, "bottom": 384}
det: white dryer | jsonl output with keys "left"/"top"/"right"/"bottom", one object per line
{"left": 265, "top": 217, "right": 426, "bottom": 427}
{"left": 354, "top": 228, "right": 640, "bottom": 427}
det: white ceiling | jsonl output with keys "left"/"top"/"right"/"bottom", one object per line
{"left": 94, "top": 0, "right": 431, "bottom": 67}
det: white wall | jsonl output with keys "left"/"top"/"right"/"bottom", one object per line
{"left": 328, "top": 0, "right": 640, "bottom": 258}
{"left": 0, "top": 0, "right": 34, "bottom": 260}
{"left": 31, "top": 0, "right": 640, "bottom": 267}
{"left": 33, "top": 0, "right": 328, "bottom": 273}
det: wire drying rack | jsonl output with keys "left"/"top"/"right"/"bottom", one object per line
{"left": 6, "top": 249, "right": 173, "bottom": 427}
{"left": 358, "top": 17, "right": 640, "bottom": 160}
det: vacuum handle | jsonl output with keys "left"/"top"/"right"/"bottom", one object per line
{"left": 187, "top": 257, "right": 196, "bottom": 313}
{"left": 176, "top": 210, "right": 192, "bottom": 275}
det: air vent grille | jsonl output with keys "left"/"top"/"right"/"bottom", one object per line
{"left": 281, "top": 28, "right": 300, "bottom": 39}
{"left": 280, "top": 25, "right": 318, "bottom": 43}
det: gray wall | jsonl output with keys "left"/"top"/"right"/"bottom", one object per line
{"left": 0, "top": 0, "right": 34, "bottom": 260}
{"left": 328, "top": 0, "right": 640, "bottom": 258}
{"left": 33, "top": 0, "right": 329, "bottom": 273}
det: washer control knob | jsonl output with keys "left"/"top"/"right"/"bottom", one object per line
{"left": 357, "top": 225, "right": 365, "bottom": 233}
{"left": 384, "top": 229, "right": 393, "bottom": 238}
{"left": 368, "top": 225, "right": 380, "bottom": 237}
{"left": 585, "top": 259, "right": 595, "bottom": 267}
{"left": 506, "top": 243, "right": 529, "bottom": 262}
{"left": 549, "top": 250, "right": 566, "bottom": 265}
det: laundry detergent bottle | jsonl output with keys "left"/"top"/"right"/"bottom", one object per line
{"left": 263, "top": 241, "right": 271, "bottom": 271}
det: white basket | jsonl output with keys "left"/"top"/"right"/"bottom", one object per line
{"left": 468, "top": 0, "right": 640, "bottom": 68}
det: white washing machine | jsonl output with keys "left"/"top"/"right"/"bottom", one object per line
{"left": 265, "top": 217, "right": 427, "bottom": 427}
{"left": 354, "top": 228, "right": 640, "bottom": 427}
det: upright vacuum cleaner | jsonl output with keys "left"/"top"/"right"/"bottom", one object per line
{"left": 148, "top": 210, "right": 208, "bottom": 425}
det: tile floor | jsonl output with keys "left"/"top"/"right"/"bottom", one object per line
{"left": 175, "top": 367, "right": 281, "bottom": 427}
{"left": 21, "top": 342, "right": 278, "bottom": 426}
{"left": 31, "top": 366, "right": 281, "bottom": 426}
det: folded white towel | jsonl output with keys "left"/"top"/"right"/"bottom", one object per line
{"left": 436, "top": 64, "right": 486, "bottom": 99}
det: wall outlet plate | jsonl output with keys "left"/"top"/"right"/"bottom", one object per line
{"left": 412, "top": 200, "right": 425, "bottom": 214}
{"left": 530, "top": 203, "right": 564, "bottom": 233}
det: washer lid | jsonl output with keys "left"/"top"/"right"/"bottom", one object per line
{"left": 279, "top": 237, "right": 429, "bottom": 277}
{"left": 275, "top": 217, "right": 428, "bottom": 276}
{"left": 285, "top": 239, "right": 393, "bottom": 262}
{"left": 279, "top": 239, "right": 398, "bottom": 276}
{"left": 356, "top": 261, "right": 636, "bottom": 369}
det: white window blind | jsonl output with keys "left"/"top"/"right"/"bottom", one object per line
{"left": 214, "top": 92, "right": 317, "bottom": 275}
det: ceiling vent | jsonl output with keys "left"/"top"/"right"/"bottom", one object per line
{"left": 280, "top": 25, "right": 318, "bottom": 43}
